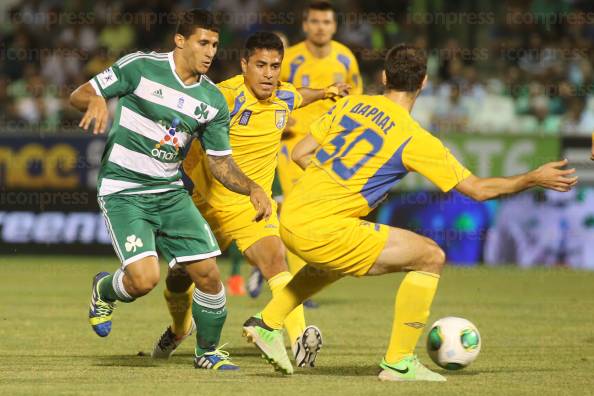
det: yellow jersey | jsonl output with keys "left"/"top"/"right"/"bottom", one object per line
{"left": 282, "top": 95, "right": 472, "bottom": 223}
{"left": 183, "top": 75, "right": 303, "bottom": 207}
{"left": 281, "top": 40, "right": 362, "bottom": 136}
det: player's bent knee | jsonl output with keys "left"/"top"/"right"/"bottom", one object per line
{"left": 127, "top": 273, "right": 160, "bottom": 296}
{"left": 421, "top": 244, "right": 446, "bottom": 274}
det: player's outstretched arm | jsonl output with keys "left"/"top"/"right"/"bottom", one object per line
{"left": 206, "top": 154, "right": 272, "bottom": 221}
{"left": 70, "top": 82, "right": 109, "bottom": 134}
{"left": 292, "top": 134, "right": 320, "bottom": 170}
{"left": 297, "top": 82, "right": 351, "bottom": 108}
{"left": 455, "top": 159, "right": 578, "bottom": 201}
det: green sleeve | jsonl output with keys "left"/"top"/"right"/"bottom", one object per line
{"left": 90, "top": 54, "right": 140, "bottom": 99}
{"left": 201, "top": 93, "right": 232, "bottom": 155}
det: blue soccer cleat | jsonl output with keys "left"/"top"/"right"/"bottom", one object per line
{"left": 303, "top": 299, "right": 320, "bottom": 309}
{"left": 194, "top": 344, "right": 240, "bottom": 370}
{"left": 247, "top": 267, "right": 264, "bottom": 298}
{"left": 88, "top": 271, "right": 116, "bottom": 337}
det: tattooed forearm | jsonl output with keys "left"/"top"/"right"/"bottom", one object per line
{"left": 207, "top": 154, "right": 257, "bottom": 196}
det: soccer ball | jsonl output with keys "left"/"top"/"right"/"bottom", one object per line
{"left": 426, "top": 316, "right": 481, "bottom": 370}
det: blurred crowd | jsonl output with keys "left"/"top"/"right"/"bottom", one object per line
{"left": 1, "top": 0, "right": 593, "bottom": 135}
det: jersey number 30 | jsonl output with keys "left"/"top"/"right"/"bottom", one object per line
{"left": 316, "top": 115, "right": 383, "bottom": 180}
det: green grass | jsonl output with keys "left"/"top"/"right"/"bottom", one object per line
{"left": 1, "top": 257, "right": 593, "bottom": 395}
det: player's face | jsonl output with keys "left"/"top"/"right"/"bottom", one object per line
{"left": 178, "top": 28, "right": 219, "bottom": 75}
{"left": 303, "top": 10, "right": 336, "bottom": 46}
{"left": 241, "top": 49, "right": 282, "bottom": 100}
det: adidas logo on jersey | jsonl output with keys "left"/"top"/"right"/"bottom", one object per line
{"left": 152, "top": 89, "right": 164, "bottom": 99}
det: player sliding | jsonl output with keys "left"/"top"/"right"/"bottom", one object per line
{"left": 151, "top": 32, "right": 350, "bottom": 369}
{"left": 70, "top": 9, "right": 271, "bottom": 370}
{"left": 242, "top": 44, "right": 578, "bottom": 380}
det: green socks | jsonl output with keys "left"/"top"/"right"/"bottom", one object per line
{"left": 192, "top": 285, "right": 227, "bottom": 355}
{"left": 99, "top": 269, "right": 134, "bottom": 302}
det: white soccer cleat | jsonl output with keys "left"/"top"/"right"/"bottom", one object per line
{"left": 292, "top": 325, "right": 323, "bottom": 368}
{"left": 151, "top": 319, "right": 196, "bottom": 359}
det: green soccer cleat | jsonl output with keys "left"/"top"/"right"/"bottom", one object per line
{"left": 242, "top": 314, "right": 293, "bottom": 375}
{"left": 378, "top": 355, "right": 446, "bottom": 382}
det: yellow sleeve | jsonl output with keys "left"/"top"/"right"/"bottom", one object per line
{"left": 286, "top": 82, "right": 303, "bottom": 110}
{"left": 215, "top": 83, "right": 235, "bottom": 112}
{"left": 277, "top": 82, "right": 303, "bottom": 111}
{"left": 346, "top": 51, "right": 363, "bottom": 94}
{"left": 310, "top": 103, "right": 340, "bottom": 143}
{"left": 403, "top": 130, "right": 471, "bottom": 192}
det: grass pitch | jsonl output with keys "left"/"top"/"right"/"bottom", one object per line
{"left": 1, "top": 257, "right": 593, "bottom": 395}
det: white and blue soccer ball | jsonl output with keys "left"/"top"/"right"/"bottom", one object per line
{"left": 426, "top": 316, "right": 481, "bottom": 370}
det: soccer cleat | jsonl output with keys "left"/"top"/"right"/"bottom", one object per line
{"left": 378, "top": 355, "right": 446, "bottom": 382}
{"left": 242, "top": 314, "right": 293, "bottom": 374}
{"left": 292, "top": 325, "right": 323, "bottom": 368}
{"left": 151, "top": 320, "right": 196, "bottom": 359}
{"left": 226, "top": 274, "right": 246, "bottom": 296}
{"left": 88, "top": 272, "right": 116, "bottom": 337}
{"left": 194, "top": 345, "right": 239, "bottom": 370}
{"left": 303, "top": 299, "right": 320, "bottom": 309}
{"left": 247, "top": 268, "right": 264, "bottom": 298}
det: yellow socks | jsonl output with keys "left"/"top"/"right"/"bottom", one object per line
{"left": 164, "top": 285, "right": 195, "bottom": 338}
{"left": 262, "top": 266, "right": 342, "bottom": 330}
{"left": 385, "top": 271, "right": 440, "bottom": 364}
{"left": 268, "top": 272, "right": 305, "bottom": 343}
{"left": 287, "top": 250, "right": 307, "bottom": 275}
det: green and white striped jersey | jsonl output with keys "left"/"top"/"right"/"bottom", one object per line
{"left": 90, "top": 51, "right": 231, "bottom": 196}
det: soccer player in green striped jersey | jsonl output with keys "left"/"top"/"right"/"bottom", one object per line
{"left": 70, "top": 9, "right": 272, "bottom": 371}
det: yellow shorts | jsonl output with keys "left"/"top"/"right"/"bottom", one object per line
{"left": 193, "top": 194, "right": 280, "bottom": 253}
{"left": 278, "top": 135, "right": 305, "bottom": 196}
{"left": 279, "top": 216, "right": 389, "bottom": 277}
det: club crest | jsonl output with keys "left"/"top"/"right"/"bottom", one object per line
{"left": 275, "top": 110, "right": 287, "bottom": 129}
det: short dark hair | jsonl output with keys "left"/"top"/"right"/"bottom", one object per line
{"left": 176, "top": 9, "right": 219, "bottom": 37}
{"left": 303, "top": 1, "right": 336, "bottom": 20}
{"left": 384, "top": 44, "right": 427, "bottom": 92}
{"left": 244, "top": 32, "right": 284, "bottom": 59}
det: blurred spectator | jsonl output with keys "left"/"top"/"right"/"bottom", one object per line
{"left": 1, "top": 0, "right": 594, "bottom": 135}
{"left": 431, "top": 84, "right": 470, "bottom": 133}
{"left": 560, "top": 97, "right": 594, "bottom": 135}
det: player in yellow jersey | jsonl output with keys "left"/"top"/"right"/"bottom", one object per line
{"left": 278, "top": 1, "right": 363, "bottom": 296}
{"left": 243, "top": 44, "right": 578, "bottom": 378}
{"left": 151, "top": 32, "right": 349, "bottom": 369}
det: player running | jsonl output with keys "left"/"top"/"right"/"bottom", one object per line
{"left": 70, "top": 9, "right": 271, "bottom": 370}
{"left": 151, "top": 32, "right": 349, "bottom": 369}
{"left": 275, "top": 1, "right": 363, "bottom": 298}
{"left": 242, "top": 44, "right": 578, "bottom": 379}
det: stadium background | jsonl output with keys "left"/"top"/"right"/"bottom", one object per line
{"left": 1, "top": 0, "right": 593, "bottom": 269}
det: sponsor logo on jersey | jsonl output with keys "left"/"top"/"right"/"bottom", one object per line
{"left": 238, "top": 110, "right": 252, "bottom": 126}
{"left": 177, "top": 97, "right": 185, "bottom": 109}
{"left": 152, "top": 88, "right": 164, "bottom": 99}
{"left": 275, "top": 110, "right": 286, "bottom": 129}
{"left": 150, "top": 148, "right": 178, "bottom": 160}
{"left": 153, "top": 118, "right": 181, "bottom": 159}
{"left": 97, "top": 67, "right": 118, "bottom": 89}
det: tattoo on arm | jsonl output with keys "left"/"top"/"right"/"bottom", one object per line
{"left": 207, "top": 154, "right": 256, "bottom": 196}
